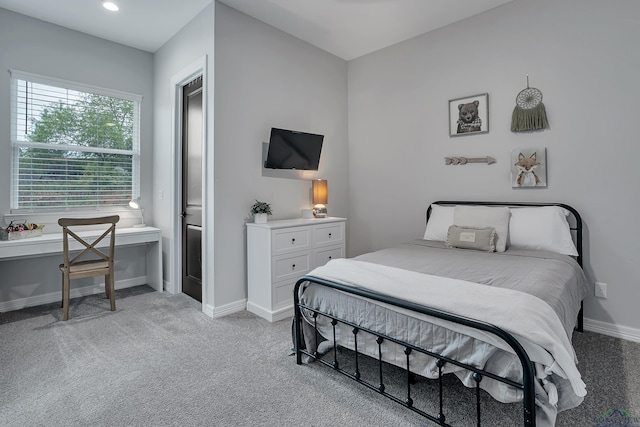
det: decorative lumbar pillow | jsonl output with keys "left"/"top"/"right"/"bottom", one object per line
{"left": 453, "top": 205, "right": 510, "bottom": 252}
{"left": 423, "top": 204, "right": 455, "bottom": 241}
{"left": 446, "top": 225, "right": 497, "bottom": 252}
{"left": 508, "top": 206, "right": 578, "bottom": 256}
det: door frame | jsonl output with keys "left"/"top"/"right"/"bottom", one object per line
{"left": 169, "top": 56, "right": 210, "bottom": 313}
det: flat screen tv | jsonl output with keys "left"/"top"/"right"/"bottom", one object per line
{"left": 264, "top": 128, "right": 324, "bottom": 170}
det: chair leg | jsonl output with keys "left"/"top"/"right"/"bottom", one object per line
{"left": 62, "top": 274, "right": 70, "bottom": 321}
{"left": 105, "top": 277, "right": 111, "bottom": 299}
{"left": 107, "top": 274, "right": 116, "bottom": 312}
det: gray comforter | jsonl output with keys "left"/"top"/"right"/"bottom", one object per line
{"left": 354, "top": 240, "right": 589, "bottom": 337}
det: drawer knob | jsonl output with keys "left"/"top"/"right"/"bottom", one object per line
{"left": 328, "top": 256, "right": 332, "bottom": 260}
{"left": 291, "top": 238, "right": 296, "bottom": 244}
{"left": 292, "top": 264, "right": 296, "bottom": 270}
{"left": 328, "top": 233, "right": 332, "bottom": 238}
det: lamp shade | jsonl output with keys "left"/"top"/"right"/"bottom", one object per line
{"left": 129, "top": 197, "right": 141, "bottom": 209}
{"left": 313, "top": 180, "right": 328, "bottom": 204}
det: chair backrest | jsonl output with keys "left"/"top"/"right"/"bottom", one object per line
{"left": 58, "top": 216, "right": 120, "bottom": 268}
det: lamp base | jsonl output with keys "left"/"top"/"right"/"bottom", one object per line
{"left": 313, "top": 205, "right": 327, "bottom": 218}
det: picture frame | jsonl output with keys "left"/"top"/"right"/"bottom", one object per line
{"left": 511, "top": 148, "right": 547, "bottom": 188}
{"left": 449, "top": 93, "right": 489, "bottom": 137}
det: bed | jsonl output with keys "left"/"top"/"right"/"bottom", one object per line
{"left": 293, "top": 201, "right": 590, "bottom": 427}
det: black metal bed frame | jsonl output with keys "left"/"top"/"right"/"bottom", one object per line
{"left": 293, "top": 201, "right": 584, "bottom": 427}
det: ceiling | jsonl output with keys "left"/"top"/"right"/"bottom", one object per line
{"left": 0, "top": 0, "right": 213, "bottom": 53}
{"left": 0, "top": 0, "right": 514, "bottom": 59}
{"left": 218, "top": 0, "right": 514, "bottom": 60}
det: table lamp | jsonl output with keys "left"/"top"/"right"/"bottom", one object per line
{"left": 312, "top": 179, "right": 328, "bottom": 218}
{"left": 129, "top": 197, "right": 146, "bottom": 227}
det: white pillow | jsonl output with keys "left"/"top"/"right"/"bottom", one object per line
{"left": 508, "top": 206, "right": 578, "bottom": 256}
{"left": 453, "top": 205, "right": 510, "bottom": 252}
{"left": 423, "top": 204, "right": 454, "bottom": 241}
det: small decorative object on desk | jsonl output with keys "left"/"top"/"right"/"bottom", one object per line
{"left": 0, "top": 221, "right": 45, "bottom": 241}
{"left": 250, "top": 200, "right": 272, "bottom": 224}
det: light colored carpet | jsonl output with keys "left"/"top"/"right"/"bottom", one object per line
{"left": 1, "top": 286, "right": 638, "bottom": 426}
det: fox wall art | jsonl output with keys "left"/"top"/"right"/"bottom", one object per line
{"left": 511, "top": 148, "right": 547, "bottom": 188}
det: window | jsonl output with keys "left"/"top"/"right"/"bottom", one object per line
{"left": 9, "top": 70, "right": 141, "bottom": 211}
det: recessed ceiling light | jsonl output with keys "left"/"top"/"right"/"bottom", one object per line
{"left": 102, "top": 1, "right": 119, "bottom": 12}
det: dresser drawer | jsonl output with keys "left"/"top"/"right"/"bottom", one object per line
{"left": 314, "top": 245, "right": 344, "bottom": 267}
{"left": 272, "top": 280, "right": 295, "bottom": 310}
{"left": 272, "top": 252, "right": 310, "bottom": 282}
{"left": 313, "top": 223, "right": 344, "bottom": 247}
{"left": 272, "top": 227, "right": 311, "bottom": 254}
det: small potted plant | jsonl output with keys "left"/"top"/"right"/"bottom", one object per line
{"left": 250, "top": 200, "right": 272, "bottom": 224}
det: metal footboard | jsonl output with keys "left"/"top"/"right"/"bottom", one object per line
{"left": 293, "top": 276, "right": 537, "bottom": 427}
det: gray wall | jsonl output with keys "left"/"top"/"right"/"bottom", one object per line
{"left": 347, "top": 0, "right": 640, "bottom": 333}
{"left": 2, "top": 0, "right": 637, "bottom": 337}
{"left": 0, "top": 9, "right": 154, "bottom": 308}
{"left": 0, "top": 9, "right": 155, "bottom": 225}
{"left": 214, "top": 3, "right": 349, "bottom": 308}
{"left": 152, "top": 3, "right": 215, "bottom": 308}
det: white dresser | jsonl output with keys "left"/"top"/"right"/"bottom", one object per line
{"left": 246, "top": 217, "right": 347, "bottom": 322}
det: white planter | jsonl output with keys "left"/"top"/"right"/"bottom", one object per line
{"left": 254, "top": 213, "right": 267, "bottom": 224}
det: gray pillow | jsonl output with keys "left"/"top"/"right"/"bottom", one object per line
{"left": 453, "top": 205, "right": 510, "bottom": 252}
{"left": 446, "top": 225, "right": 497, "bottom": 252}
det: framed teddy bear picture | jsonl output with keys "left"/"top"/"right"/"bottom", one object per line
{"left": 448, "top": 93, "right": 489, "bottom": 137}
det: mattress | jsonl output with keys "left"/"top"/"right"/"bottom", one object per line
{"left": 297, "top": 241, "right": 590, "bottom": 426}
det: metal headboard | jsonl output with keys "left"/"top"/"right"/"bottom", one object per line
{"left": 426, "top": 201, "right": 583, "bottom": 267}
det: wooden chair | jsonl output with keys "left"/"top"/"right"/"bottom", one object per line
{"left": 58, "top": 215, "right": 120, "bottom": 321}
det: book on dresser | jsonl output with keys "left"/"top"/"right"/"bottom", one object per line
{"left": 246, "top": 217, "right": 347, "bottom": 322}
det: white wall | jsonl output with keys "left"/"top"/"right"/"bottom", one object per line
{"left": 0, "top": 9, "right": 154, "bottom": 309}
{"left": 214, "top": 3, "right": 349, "bottom": 309}
{"left": 347, "top": 0, "right": 640, "bottom": 334}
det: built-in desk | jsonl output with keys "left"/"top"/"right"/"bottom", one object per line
{"left": 0, "top": 226, "right": 163, "bottom": 292}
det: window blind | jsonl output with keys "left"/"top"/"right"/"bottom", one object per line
{"left": 9, "top": 70, "right": 141, "bottom": 211}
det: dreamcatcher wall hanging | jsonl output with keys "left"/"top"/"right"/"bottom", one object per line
{"left": 511, "top": 75, "right": 549, "bottom": 132}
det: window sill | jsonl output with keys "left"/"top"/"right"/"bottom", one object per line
{"left": 3, "top": 208, "right": 144, "bottom": 233}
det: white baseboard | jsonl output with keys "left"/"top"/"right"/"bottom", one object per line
{"left": 0, "top": 276, "right": 147, "bottom": 313}
{"left": 164, "top": 279, "right": 176, "bottom": 294}
{"left": 205, "top": 298, "right": 247, "bottom": 318}
{"left": 246, "top": 301, "right": 292, "bottom": 322}
{"left": 583, "top": 318, "right": 640, "bottom": 343}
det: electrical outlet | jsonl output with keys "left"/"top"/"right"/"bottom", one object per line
{"left": 594, "top": 282, "right": 607, "bottom": 299}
